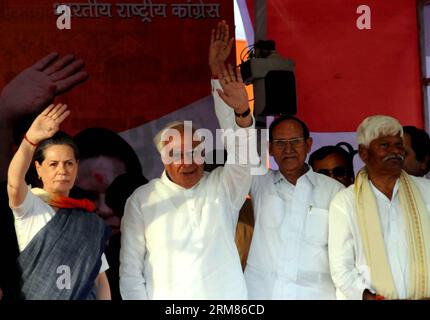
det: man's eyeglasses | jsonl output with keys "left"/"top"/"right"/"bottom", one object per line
{"left": 170, "top": 149, "right": 205, "bottom": 164}
{"left": 317, "top": 166, "right": 348, "bottom": 178}
{"left": 172, "top": 151, "right": 194, "bottom": 162}
{"left": 272, "top": 138, "right": 305, "bottom": 149}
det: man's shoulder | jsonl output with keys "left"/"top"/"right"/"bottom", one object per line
{"left": 409, "top": 174, "right": 430, "bottom": 187}
{"left": 331, "top": 184, "right": 355, "bottom": 204}
{"left": 252, "top": 169, "right": 276, "bottom": 182}
{"left": 128, "top": 178, "right": 161, "bottom": 199}
{"left": 409, "top": 174, "right": 430, "bottom": 197}
{"left": 250, "top": 169, "right": 276, "bottom": 190}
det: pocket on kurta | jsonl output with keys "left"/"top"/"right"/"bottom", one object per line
{"left": 305, "top": 207, "right": 329, "bottom": 245}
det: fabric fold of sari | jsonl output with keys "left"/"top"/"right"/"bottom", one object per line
{"left": 17, "top": 208, "right": 110, "bottom": 300}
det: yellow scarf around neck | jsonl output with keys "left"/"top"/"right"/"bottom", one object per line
{"left": 355, "top": 169, "right": 430, "bottom": 299}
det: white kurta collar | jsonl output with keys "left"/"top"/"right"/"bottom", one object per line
{"left": 369, "top": 178, "right": 400, "bottom": 203}
{"left": 273, "top": 164, "right": 317, "bottom": 187}
{"left": 160, "top": 170, "right": 207, "bottom": 195}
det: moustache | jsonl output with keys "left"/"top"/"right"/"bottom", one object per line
{"left": 383, "top": 154, "right": 405, "bottom": 161}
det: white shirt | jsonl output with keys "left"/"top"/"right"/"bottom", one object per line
{"left": 328, "top": 175, "right": 430, "bottom": 300}
{"left": 119, "top": 83, "right": 258, "bottom": 299}
{"left": 245, "top": 169, "right": 344, "bottom": 299}
{"left": 12, "top": 187, "right": 109, "bottom": 273}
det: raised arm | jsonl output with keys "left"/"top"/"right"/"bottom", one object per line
{"left": 217, "top": 65, "right": 252, "bottom": 128}
{"left": 214, "top": 65, "right": 258, "bottom": 211}
{"left": 209, "top": 20, "right": 240, "bottom": 131}
{"left": 0, "top": 53, "right": 88, "bottom": 180}
{"left": 7, "top": 104, "right": 70, "bottom": 208}
{"left": 209, "top": 20, "right": 234, "bottom": 78}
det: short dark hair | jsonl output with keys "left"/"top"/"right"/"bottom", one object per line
{"left": 34, "top": 131, "right": 79, "bottom": 164}
{"left": 309, "top": 143, "right": 356, "bottom": 179}
{"left": 403, "top": 126, "right": 430, "bottom": 162}
{"left": 269, "top": 115, "right": 310, "bottom": 142}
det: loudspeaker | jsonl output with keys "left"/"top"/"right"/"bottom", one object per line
{"left": 239, "top": 43, "right": 297, "bottom": 117}
{"left": 253, "top": 70, "right": 297, "bottom": 116}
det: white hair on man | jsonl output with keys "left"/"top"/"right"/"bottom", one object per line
{"left": 153, "top": 120, "right": 204, "bottom": 153}
{"left": 356, "top": 115, "right": 403, "bottom": 148}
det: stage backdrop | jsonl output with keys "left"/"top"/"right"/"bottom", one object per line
{"left": 0, "top": 0, "right": 235, "bottom": 178}
{"left": 1, "top": 1, "right": 425, "bottom": 178}
{"left": 246, "top": 0, "right": 424, "bottom": 131}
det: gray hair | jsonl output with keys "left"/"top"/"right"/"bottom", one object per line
{"left": 153, "top": 121, "right": 201, "bottom": 153}
{"left": 356, "top": 115, "right": 403, "bottom": 148}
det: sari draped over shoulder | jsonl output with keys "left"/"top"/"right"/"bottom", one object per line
{"left": 17, "top": 208, "right": 110, "bottom": 300}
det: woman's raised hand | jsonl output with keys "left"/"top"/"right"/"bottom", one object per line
{"left": 26, "top": 103, "right": 70, "bottom": 144}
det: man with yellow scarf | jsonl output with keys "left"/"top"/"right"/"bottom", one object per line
{"left": 328, "top": 115, "right": 430, "bottom": 300}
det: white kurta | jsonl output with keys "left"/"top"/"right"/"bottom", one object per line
{"left": 120, "top": 81, "right": 258, "bottom": 299}
{"left": 245, "top": 169, "right": 344, "bottom": 299}
{"left": 211, "top": 78, "right": 345, "bottom": 299}
{"left": 328, "top": 175, "right": 430, "bottom": 300}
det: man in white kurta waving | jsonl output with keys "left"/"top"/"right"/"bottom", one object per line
{"left": 210, "top": 21, "right": 344, "bottom": 300}
{"left": 119, "top": 65, "right": 257, "bottom": 299}
{"left": 329, "top": 115, "right": 430, "bottom": 300}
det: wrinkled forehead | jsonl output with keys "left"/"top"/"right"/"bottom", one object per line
{"left": 370, "top": 133, "right": 403, "bottom": 145}
{"left": 162, "top": 126, "right": 203, "bottom": 150}
{"left": 273, "top": 119, "right": 305, "bottom": 138}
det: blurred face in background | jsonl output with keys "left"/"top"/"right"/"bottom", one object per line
{"left": 403, "top": 133, "right": 429, "bottom": 177}
{"left": 312, "top": 152, "right": 353, "bottom": 187}
{"left": 75, "top": 155, "right": 126, "bottom": 234}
